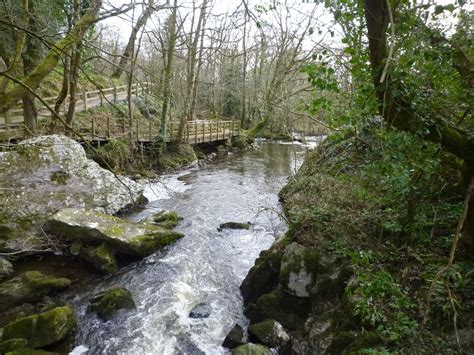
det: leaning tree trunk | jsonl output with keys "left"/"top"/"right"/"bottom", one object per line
{"left": 112, "top": 0, "right": 156, "bottom": 79}
{"left": 0, "top": 0, "right": 102, "bottom": 114}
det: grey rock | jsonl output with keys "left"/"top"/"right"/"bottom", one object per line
{"left": 189, "top": 303, "right": 212, "bottom": 319}
{"left": 46, "top": 208, "right": 184, "bottom": 256}
{"left": 0, "top": 135, "right": 145, "bottom": 253}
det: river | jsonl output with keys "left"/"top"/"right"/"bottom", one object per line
{"left": 67, "top": 141, "right": 309, "bottom": 355}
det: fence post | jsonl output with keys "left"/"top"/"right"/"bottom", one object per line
{"left": 107, "top": 116, "right": 111, "bottom": 138}
{"left": 100, "top": 92, "right": 104, "bottom": 106}
{"left": 5, "top": 110, "right": 10, "bottom": 139}
{"left": 135, "top": 83, "right": 139, "bottom": 98}
{"left": 136, "top": 121, "right": 139, "bottom": 141}
{"left": 149, "top": 120, "right": 152, "bottom": 141}
{"left": 91, "top": 116, "right": 95, "bottom": 140}
{"left": 83, "top": 91, "right": 88, "bottom": 110}
{"left": 113, "top": 86, "right": 117, "bottom": 103}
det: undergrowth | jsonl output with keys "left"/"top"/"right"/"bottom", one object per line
{"left": 281, "top": 127, "right": 474, "bottom": 352}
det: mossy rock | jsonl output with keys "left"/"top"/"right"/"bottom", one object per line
{"left": 222, "top": 324, "right": 245, "bottom": 349}
{"left": 0, "top": 257, "right": 13, "bottom": 280}
{"left": 155, "top": 143, "right": 197, "bottom": 172}
{"left": 248, "top": 319, "right": 290, "bottom": 348}
{"left": 81, "top": 244, "right": 118, "bottom": 274}
{"left": 279, "top": 243, "right": 321, "bottom": 298}
{"left": 0, "top": 338, "right": 28, "bottom": 353}
{"left": 219, "top": 222, "right": 250, "bottom": 231}
{"left": 349, "top": 331, "right": 383, "bottom": 352}
{"left": 326, "top": 331, "right": 356, "bottom": 354}
{"left": 245, "top": 288, "right": 310, "bottom": 330}
{"left": 150, "top": 210, "right": 182, "bottom": 228}
{"left": 89, "top": 287, "right": 135, "bottom": 320}
{"left": 5, "top": 350, "right": 58, "bottom": 355}
{"left": 46, "top": 208, "right": 184, "bottom": 257}
{"left": 240, "top": 242, "right": 285, "bottom": 305}
{"left": 1, "top": 305, "right": 76, "bottom": 349}
{"left": 231, "top": 343, "right": 273, "bottom": 355}
{"left": 0, "top": 271, "right": 71, "bottom": 312}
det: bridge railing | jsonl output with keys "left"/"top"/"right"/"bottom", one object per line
{"left": 0, "top": 82, "right": 150, "bottom": 132}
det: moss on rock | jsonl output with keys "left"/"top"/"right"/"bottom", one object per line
{"left": 0, "top": 338, "right": 28, "bottom": 353}
{"left": 245, "top": 288, "right": 310, "bottom": 330}
{"left": 88, "top": 287, "right": 135, "bottom": 320}
{"left": 248, "top": 319, "right": 290, "bottom": 348}
{"left": 150, "top": 210, "right": 182, "bottom": 228}
{"left": 0, "top": 271, "right": 71, "bottom": 312}
{"left": 155, "top": 143, "right": 197, "bottom": 172}
{"left": 46, "top": 208, "right": 184, "bottom": 256}
{"left": 81, "top": 244, "right": 118, "bottom": 274}
{"left": 1, "top": 305, "right": 76, "bottom": 349}
{"left": 231, "top": 343, "right": 273, "bottom": 355}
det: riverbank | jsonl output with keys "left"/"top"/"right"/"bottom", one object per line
{"left": 0, "top": 131, "right": 262, "bottom": 353}
{"left": 237, "top": 130, "right": 474, "bottom": 353}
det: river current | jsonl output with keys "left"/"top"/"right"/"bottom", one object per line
{"left": 67, "top": 140, "right": 311, "bottom": 355}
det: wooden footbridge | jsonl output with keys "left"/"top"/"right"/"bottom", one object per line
{"left": 0, "top": 83, "right": 240, "bottom": 145}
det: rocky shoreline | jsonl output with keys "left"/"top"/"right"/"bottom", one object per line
{"left": 0, "top": 133, "right": 255, "bottom": 354}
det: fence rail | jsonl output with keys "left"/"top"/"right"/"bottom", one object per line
{"left": 0, "top": 81, "right": 240, "bottom": 144}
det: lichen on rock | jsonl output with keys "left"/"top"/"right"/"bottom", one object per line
{"left": 0, "top": 135, "right": 146, "bottom": 253}
{"left": 46, "top": 208, "right": 184, "bottom": 256}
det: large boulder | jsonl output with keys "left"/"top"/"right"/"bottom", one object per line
{"left": 248, "top": 319, "right": 290, "bottom": 348}
{"left": 222, "top": 324, "right": 245, "bottom": 349}
{"left": 231, "top": 344, "right": 273, "bottom": 355}
{"left": 1, "top": 305, "right": 76, "bottom": 349}
{"left": 88, "top": 287, "right": 135, "bottom": 320}
{"left": 279, "top": 243, "right": 321, "bottom": 298}
{"left": 0, "top": 135, "right": 145, "bottom": 253}
{"left": 46, "top": 208, "right": 183, "bottom": 256}
{"left": 0, "top": 271, "right": 70, "bottom": 312}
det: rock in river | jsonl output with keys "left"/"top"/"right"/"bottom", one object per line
{"left": 46, "top": 208, "right": 184, "bottom": 257}
{"left": 1, "top": 305, "right": 76, "bottom": 349}
{"left": 89, "top": 287, "right": 135, "bottom": 320}
{"left": 0, "top": 271, "right": 71, "bottom": 312}
{"left": 0, "top": 135, "right": 145, "bottom": 253}
{"left": 189, "top": 303, "right": 212, "bottom": 318}
{"left": 218, "top": 222, "right": 251, "bottom": 231}
{"left": 231, "top": 343, "right": 273, "bottom": 355}
{"left": 222, "top": 324, "right": 245, "bottom": 349}
{"left": 81, "top": 244, "right": 118, "bottom": 274}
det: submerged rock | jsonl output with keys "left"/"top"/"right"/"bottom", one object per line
{"left": 231, "top": 343, "right": 273, "bottom": 355}
{"left": 0, "top": 135, "right": 145, "bottom": 253}
{"left": 222, "top": 324, "right": 245, "bottom": 349}
{"left": 1, "top": 305, "right": 76, "bottom": 349}
{"left": 189, "top": 303, "right": 212, "bottom": 319}
{"left": 248, "top": 319, "right": 290, "bottom": 348}
{"left": 218, "top": 222, "right": 251, "bottom": 231}
{"left": 46, "top": 208, "right": 184, "bottom": 256}
{"left": 0, "top": 271, "right": 70, "bottom": 312}
{"left": 81, "top": 244, "right": 118, "bottom": 274}
{"left": 89, "top": 287, "right": 135, "bottom": 320}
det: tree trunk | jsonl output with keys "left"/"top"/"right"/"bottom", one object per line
{"left": 66, "top": 44, "right": 81, "bottom": 126}
{"left": 159, "top": 0, "right": 178, "bottom": 140}
{"left": 112, "top": 0, "right": 156, "bottom": 79}
{"left": 241, "top": 11, "right": 248, "bottom": 129}
{"left": 22, "top": 93, "right": 37, "bottom": 136}
{"left": 177, "top": 0, "right": 208, "bottom": 141}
